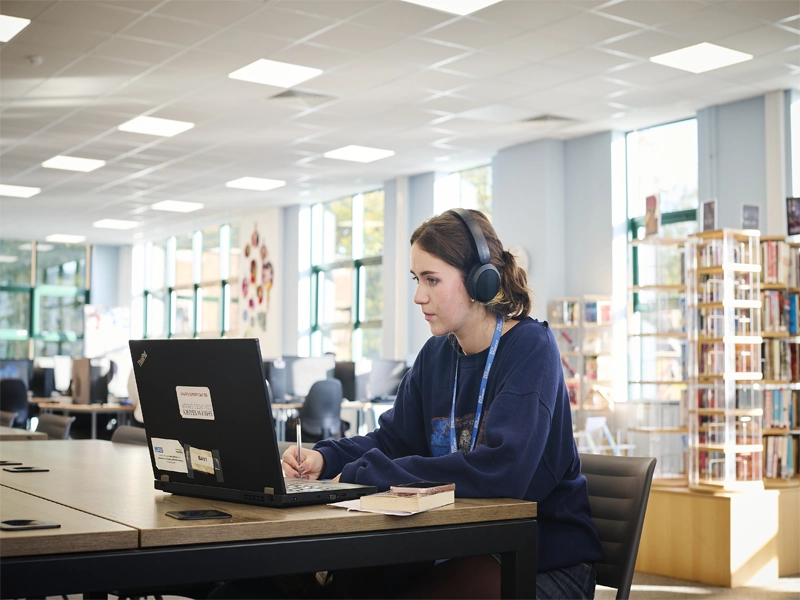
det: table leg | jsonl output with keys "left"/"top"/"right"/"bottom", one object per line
{"left": 500, "top": 521, "right": 537, "bottom": 599}
{"left": 91, "top": 413, "right": 97, "bottom": 440}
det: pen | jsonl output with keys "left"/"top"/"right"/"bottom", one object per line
{"left": 296, "top": 418, "right": 303, "bottom": 474}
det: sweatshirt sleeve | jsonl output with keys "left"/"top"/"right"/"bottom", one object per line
{"left": 338, "top": 328, "right": 565, "bottom": 500}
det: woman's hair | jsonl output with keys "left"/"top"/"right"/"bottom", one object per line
{"left": 410, "top": 209, "right": 532, "bottom": 319}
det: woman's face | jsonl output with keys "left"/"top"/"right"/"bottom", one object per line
{"left": 410, "top": 243, "right": 476, "bottom": 337}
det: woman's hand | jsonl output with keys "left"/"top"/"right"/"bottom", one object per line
{"left": 281, "top": 447, "right": 325, "bottom": 480}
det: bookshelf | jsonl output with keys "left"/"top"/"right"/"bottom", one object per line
{"left": 686, "top": 229, "right": 764, "bottom": 492}
{"left": 548, "top": 297, "right": 582, "bottom": 422}
{"left": 628, "top": 236, "right": 689, "bottom": 485}
{"left": 582, "top": 295, "right": 613, "bottom": 418}
{"left": 759, "top": 236, "right": 800, "bottom": 488}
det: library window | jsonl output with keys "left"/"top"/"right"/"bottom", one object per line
{"left": 433, "top": 165, "right": 493, "bottom": 217}
{"left": 0, "top": 240, "right": 90, "bottom": 360}
{"left": 309, "top": 190, "right": 384, "bottom": 361}
{"left": 131, "top": 224, "right": 239, "bottom": 341}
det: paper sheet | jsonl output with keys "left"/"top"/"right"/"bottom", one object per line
{"left": 329, "top": 499, "right": 437, "bottom": 516}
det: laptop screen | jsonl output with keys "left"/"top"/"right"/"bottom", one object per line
{"left": 129, "top": 338, "right": 286, "bottom": 495}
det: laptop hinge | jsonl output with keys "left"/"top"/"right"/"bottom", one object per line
{"left": 160, "top": 475, "right": 170, "bottom": 482}
{"left": 264, "top": 487, "right": 274, "bottom": 494}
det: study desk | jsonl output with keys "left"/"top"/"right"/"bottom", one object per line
{"left": 0, "top": 426, "right": 47, "bottom": 441}
{"left": 0, "top": 440, "right": 537, "bottom": 599}
{"left": 32, "top": 400, "right": 135, "bottom": 439}
{"left": 271, "top": 401, "right": 302, "bottom": 441}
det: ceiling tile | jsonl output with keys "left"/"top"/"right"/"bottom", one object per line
{"left": 419, "top": 94, "right": 483, "bottom": 114}
{"left": 94, "top": 2, "right": 162, "bottom": 13}
{"left": 715, "top": 25, "right": 800, "bottom": 57}
{"left": 659, "top": 6, "right": 764, "bottom": 41}
{"left": 595, "top": 1, "right": 708, "bottom": 27}
{"left": 393, "top": 68, "right": 477, "bottom": 93}
{"left": 720, "top": 1, "right": 800, "bottom": 23}
{"left": 421, "top": 17, "right": 524, "bottom": 49}
{"left": 10, "top": 21, "right": 110, "bottom": 53}
{"left": 472, "top": 1, "right": 582, "bottom": 31}
{"left": 548, "top": 76, "right": 636, "bottom": 101}
{"left": 154, "top": 0, "right": 265, "bottom": 26}
{"left": 455, "top": 79, "right": 529, "bottom": 103}
{"left": 607, "top": 61, "right": 685, "bottom": 86}
{"left": 305, "top": 22, "right": 407, "bottom": 54}
{"left": 234, "top": 6, "right": 335, "bottom": 40}
{"left": 368, "top": 38, "right": 472, "bottom": 68}
{"left": 0, "top": 1, "right": 56, "bottom": 20}
{"left": 537, "top": 12, "right": 642, "bottom": 45}
{"left": 0, "top": 41, "right": 84, "bottom": 80}
{"left": 484, "top": 31, "right": 582, "bottom": 62}
{"left": 437, "top": 51, "right": 529, "bottom": 78}
{"left": 600, "top": 29, "right": 694, "bottom": 59}
{"left": 196, "top": 28, "right": 288, "bottom": 59}
{"left": 165, "top": 49, "right": 255, "bottom": 76}
{"left": 38, "top": 2, "right": 142, "bottom": 33}
{"left": 497, "top": 63, "right": 581, "bottom": 90}
{"left": 273, "top": 0, "right": 380, "bottom": 20}
{"left": 121, "top": 15, "right": 219, "bottom": 46}
{"left": 545, "top": 49, "right": 640, "bottom": 75}
{"left": 767, "top": 46, "right": 800, "bottom": 67}
{"left": 94, "top": 36, "right": 182, "bottom": 65}
{"left": 352, "top": 1, "right": 455, "bottom": 34}
{"left": 269, "top": 42, "right": 357, "bottom": 70}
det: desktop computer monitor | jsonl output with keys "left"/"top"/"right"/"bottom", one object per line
{"left": 31, "top": 366, "right": 55, "bottom": 399}
{"left": 355, "top": 358, "right": 408, "bottom": 401}
{"left": 283, "top": 355, "right": 335, "bottom": 397}
{"left": 71, "top": 358, "right": 112, "bottom": 404}
{"left": 263, "top": 359, "right": 287, "bottom": 403}
{"left": 0, "top": 359, "right": 33, "bottom": 389}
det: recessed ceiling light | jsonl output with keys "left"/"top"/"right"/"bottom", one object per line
{"left": 42, "top": 156, "right": 106, "bottom": 172}
{"left": 45, "top": 234, "right": 86, "bottom": 244}
{"left": 0, "top": 255, "right": 19, "bottom": 263}
{"left": 0, "top": 15, "right": 31, "bottom": 43}
{"left": 225, "top": 177, "right": 287, "bottom": 191}
{"left": 18, "top": 243, "right": 53, "bottom": 252}
{"left": 0, "top": 184, "right": 41, "bottom": 198}
{"left": 323, "top": 145, "right": 395, "bottom": 163}
{"left": 650, "top": 42, "right": 753, "bottom": 74}
{"left": 93, "top": 219, "right": 139, "bottom": 230}
{"left": 399, "top": 0, "right": 503, "bottom": 15}
{"left": 118, "top": 116, "right": 195, "bottom": 137}
{"left": 228, "top": 59, "right": 322, "bottom": 88}
{"left": 151, "top": 200, "right": 204, "bottom": 213}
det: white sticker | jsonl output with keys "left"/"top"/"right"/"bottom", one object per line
{"left": 189, "top": 446, "right": 215, "bottom": 475}
{"left": 176, "top": 386, "right": 215, "bottom": 420}
{"left": 151, "top": 437, "right": 188, "bottom": 474}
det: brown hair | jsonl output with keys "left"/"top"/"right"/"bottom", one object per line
{"left": 410, "top": 209, "right": 532, "bottom": 319}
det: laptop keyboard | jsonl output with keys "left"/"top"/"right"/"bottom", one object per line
{"left": 285, "top": 482, "right": 338, "bottom": 493}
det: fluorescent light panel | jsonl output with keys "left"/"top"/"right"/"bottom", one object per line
{"left": 0, "top": 15, "right": 31, "bottom": 42}
{"left": 93, "top": 219, "right": 139, "bottom": 230}
{"left": 0, "top": 184, "right": 40, "bottom": 198}
{"left": 324, "top": 145, "right": 395, "bottom": 163}
{"left": 42, "top": 156, "right": 106, "bottom": 172}
{"left": 45, "top": 234, "right": 86, "bottom": 244}
{"left": 228, "top": 59, "right": 322, "bottom": 88}
{"left": 0, "top": 255, "right": 19, "bottom": 263}
{"left": 226, "top": 177, "right": 286, "bottom": 191}
{"left": 399, "top": 0, "right": 503, "bottom": 15}
{"left": 118, "top": 116, "right": 194, "bottom": 137}
{"left": 650, "top": 42, "right": 753, "bottom": 74}
{"left": 150, "top": 200, "right": 204, "bottom": 213}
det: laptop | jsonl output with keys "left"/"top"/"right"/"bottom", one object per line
{"left": 129, "top": 338, "right": 377, "bottom": 507}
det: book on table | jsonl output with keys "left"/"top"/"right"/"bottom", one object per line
{"left": 360, "top": 483, "right": 455, "bottom": 512}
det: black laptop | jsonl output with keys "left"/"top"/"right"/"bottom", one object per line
{"left": 129, "top": 338, "right": 376, "bottom": 507}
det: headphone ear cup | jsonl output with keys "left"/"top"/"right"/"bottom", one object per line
{"left": 468, "top": 264, "right": 501, "bottom": 303}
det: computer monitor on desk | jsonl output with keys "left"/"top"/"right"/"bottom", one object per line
{"left": 284, "top": 355, "right": 335, "bottom": 397}
{"left": 355, "top": 358, "right": 408, "bottom": 401}
{"left": 263, "top": 359, "right": 288, "bottom": 402}
{"left": 71, "top": 358, "right": 113, "bottom": 404}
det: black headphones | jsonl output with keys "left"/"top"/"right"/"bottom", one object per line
{"left": 448, "top": 208, "right": 501, "bottom": 303}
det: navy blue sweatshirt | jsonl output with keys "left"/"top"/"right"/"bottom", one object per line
{"left": 315, "top": 317, "right": 603, "bottom": 572}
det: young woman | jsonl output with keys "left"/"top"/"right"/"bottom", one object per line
{"left": 282, "top": 209, "right": 602, "bottom": 599}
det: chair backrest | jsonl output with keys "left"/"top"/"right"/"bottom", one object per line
{"left": 299, "top": 379, "right": 343, "bottom": 442}
{"left": 334, "top": 361, "right": 355, "bottom": 402}
{"left": 36, "top": 413, "right": 76, "bottom": 440}
{"left": 110, "top": 424, "right": 147, "bottom": 445}
{"left": 0, "top": 378, "right": 29, "bottom": 428}
{"left": 0, "top": 410, "right": 18, "bottom": 427}
{"left": 580, "top": 453, "right": 657, "bottom": 600}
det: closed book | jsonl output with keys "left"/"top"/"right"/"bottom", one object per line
{"left": 359, "top": 489, "right": 455, "bottom": 512}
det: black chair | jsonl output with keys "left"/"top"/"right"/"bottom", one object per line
{"left": 110, "top": 424, "right": 147, "bottom": 445}
{"left": 298, "top": 379, "right": 343, "bottom": 443}
{"left": 0, "top": 410, "right": 18, "bottom": 427}
{"left": 36, "top": 414, "right": 76, "bottom": 440}
{"left": 580, "top": 453, "right": 657, "bottom": 600}
{"left": 0, "top": 378, "right": 29, "bottom": 429}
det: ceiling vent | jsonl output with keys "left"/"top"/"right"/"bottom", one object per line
{"left": 269, "top": 90, "right": 335, "bottom": 107}
{"left": 520, "top": 114, "right": 576, "bottom": 125}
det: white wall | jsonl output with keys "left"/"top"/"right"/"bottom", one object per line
{"left": 281, "top": 205, "right": 301, "bottom": 357}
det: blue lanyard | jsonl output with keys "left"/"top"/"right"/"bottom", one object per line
{"left": 450, "top": 314, "right": 504, "bottom": 454}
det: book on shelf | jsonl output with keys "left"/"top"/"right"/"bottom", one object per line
{"left": 764, "top": 435, "right": 795, "bottom": 479}
{"left": 360, "top": 484, "right": 455, "bottom": 513}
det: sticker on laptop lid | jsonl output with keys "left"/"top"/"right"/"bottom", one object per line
{"left": 188, "top": 446, "right": 215, "bottom": 475}
{"left": 151, "top": 437, "right": 188, "bottom": 474}
{"left": 176, "top": 386, "right": 215, "bottom": 420}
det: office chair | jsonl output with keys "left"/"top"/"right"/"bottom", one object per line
{"left": 580, "top": 453, "right": 657, "bottom": 600}
{"left": 36, "top": 414, "right": 76, "bottom": 440}
{"left": 299, "top": 379, "right": 344, "bottom": 443}
{"left": 0, "top": 410, "right": 18, "bottom": 427}
{"left": 111, "top": 424, "right": 147, "bottom": 445}
{"left": 0, "top": 378, "right": 29, "bottom": 429}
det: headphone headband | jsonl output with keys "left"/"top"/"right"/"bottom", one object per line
{"left": 449, "top": 208, "right": 491, "bottom": 265}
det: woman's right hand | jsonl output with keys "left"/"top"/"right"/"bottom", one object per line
{"left": 281, "top": 447, "right": 325, "bottom": 480}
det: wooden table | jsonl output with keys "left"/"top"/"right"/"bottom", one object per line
{"left": 0, "top": 426, "right": 47, "bottom": 441}
{"left": 32, "top": 401, "right": 135, "bottom": 439}
{"left": 0, "top": 440, "right": 537, "bottom": 599}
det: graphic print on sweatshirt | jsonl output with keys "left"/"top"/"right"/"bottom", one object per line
{"left": 430, "top": 412, "right": 488, "bottom": 456}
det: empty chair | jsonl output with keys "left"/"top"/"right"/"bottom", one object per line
{"left": 0, "top": 378, "right": 29, "bottom": 428}
{"left": 580, "top": 453, "right": 657, "bottom": 600}
{"left": 0, "top": 410, "right": 18, "bottom": 427}
{"left": 36, "top": 413, "right": 76, "bottom": 440}
{"left": 111, "top": 425, "right": 147, "bottom": 445}
{"left": 299, "top": 379, "right": 343, "bottom": 443}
